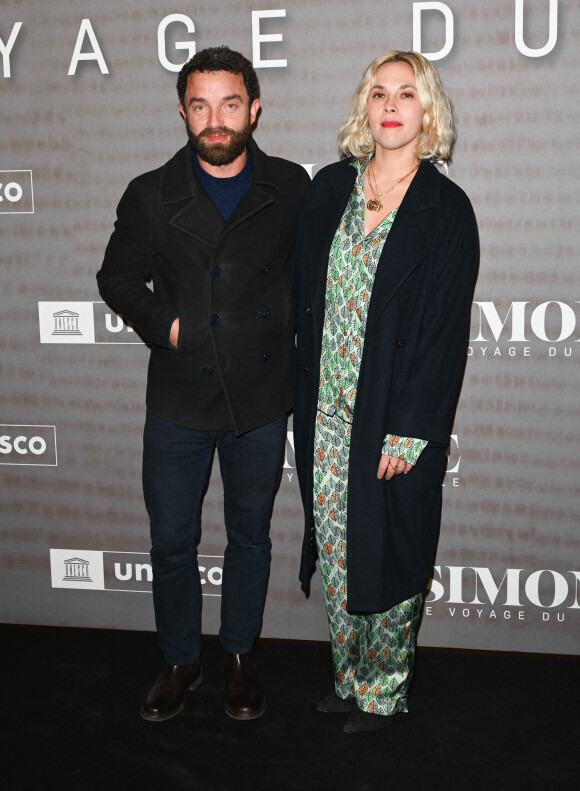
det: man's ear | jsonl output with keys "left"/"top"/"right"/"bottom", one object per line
{"left": 178, "top": 104, "right": 186, "bottom": 121}
{"left": 249, "top": 98, "right": 260, "bottom": 126}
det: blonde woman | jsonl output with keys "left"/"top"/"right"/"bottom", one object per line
{"left": 293, "top": 51, "right": 478, "bottom": 733}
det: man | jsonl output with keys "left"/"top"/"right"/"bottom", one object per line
{"left": 97, "top": 47, "right": 310, "bottom": 722}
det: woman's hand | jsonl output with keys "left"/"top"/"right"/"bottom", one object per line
{"left": 377, "top": 454, "right": 412, "bottom": 480}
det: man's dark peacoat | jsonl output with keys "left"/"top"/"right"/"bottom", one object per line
{"left": 98, "top": 138, "right": 310, "bottom": 435}
{"left": 294, "top": 158, "right": 478, "bottom": 613}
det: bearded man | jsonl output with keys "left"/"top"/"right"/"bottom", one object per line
{"left": 97, "top": 47, "right": 309, "bottom": 722}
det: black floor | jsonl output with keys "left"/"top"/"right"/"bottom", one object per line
{"left": 3, "top": 624, "right": 578, "bottom": 790}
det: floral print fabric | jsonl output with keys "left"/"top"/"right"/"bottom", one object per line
{"left": 313, "top": 411, "right": 422, "bottom": 715}
{"left": 317, "top": 155, "right": 426, "bottom": 465}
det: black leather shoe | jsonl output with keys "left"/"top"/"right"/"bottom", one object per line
{"left": 343, "top": 707, "right": 393, "bottom": 733}
{"left": 140, "top": 661, "right": 202, "bottom": 722}
{"left": 223, "top": 652, "right": 266, "bottom": 720}
{"left": 317, "top": 691, "right": 356, "bottom": 713}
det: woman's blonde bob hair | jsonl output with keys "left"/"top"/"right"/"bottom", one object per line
{"left": 337, "top": 50, "right": 455, "bottom": 162}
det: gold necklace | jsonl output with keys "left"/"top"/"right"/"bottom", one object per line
{"left": 366, "top": 159, "right": 419, "bottom": 212}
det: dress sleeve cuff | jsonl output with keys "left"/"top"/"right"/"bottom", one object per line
{"left": 381, "top": 434, "right": 428, "bottom": 466}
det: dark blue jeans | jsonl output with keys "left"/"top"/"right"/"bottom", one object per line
{"left": 143, "top": 410, "right": 287, "bottom": 666}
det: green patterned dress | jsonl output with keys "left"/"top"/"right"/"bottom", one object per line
{"left": 313, "top": 155, "right": 425, "bottom": 716}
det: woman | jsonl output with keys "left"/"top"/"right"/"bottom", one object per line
{"left": 293, "top": 51, "right": 478, "bottom": 733}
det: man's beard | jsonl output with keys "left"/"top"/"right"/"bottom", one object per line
{"left": 187, "top": 120, "right": 252, "bottom": 166}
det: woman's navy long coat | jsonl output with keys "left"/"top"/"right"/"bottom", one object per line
{"left": 293, "top": 158, "right": 478, "bottom": 613}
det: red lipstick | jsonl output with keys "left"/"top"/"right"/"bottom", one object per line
{"left": 381, "top": 121, "right": 402, "bottom": 128}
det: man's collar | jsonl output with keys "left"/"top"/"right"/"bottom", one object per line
{"left": 246, "top": 136, "right": 286, "bottom": 194}
{"left": 160, "top": 136, "right": 285, "bottom": 205}
{"left": 192, "top": 145, "right": 252, "bottom": 184}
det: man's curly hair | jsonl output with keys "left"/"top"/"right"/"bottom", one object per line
{"left": 177, "top": 46, "right": 260, "bottom": 106}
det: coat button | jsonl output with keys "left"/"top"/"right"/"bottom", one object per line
{"left": 262, "top": 264, "right": 271, "bottom": 273}
{"left": 210, "top": 266, "right": 222, "bottom": 278}
{"left": 302, "top": 365, "right": 310, "bottom": 374}
{"left": 305, "top": 306, "right": 312, "bottom": 315}
{"left": 258, "top": 305, "right": 270, "bottom": 318}
{"left": 309, "top": 520, "right": 316, "bottom": 551}
{"left": 396, "top": 339, "right": 406, "bottom": 348}
{"left": 210, "top": 314, "right": 220, "bottom": 326}
{"left": 202, "top": 366, "right": 214, "bottom": 375}
{"left": 263, "top": 352, "right": 272, "bottom": 362}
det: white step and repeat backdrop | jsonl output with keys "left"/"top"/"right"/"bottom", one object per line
{"left": 2, "top": 1, "right": 579, "bottom": 654}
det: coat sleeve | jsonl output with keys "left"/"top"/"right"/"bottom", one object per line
{"left": 96, "top": 180, "right": 177, "bottom": 349}
{"left": 386, "top": 190, "right": 479, "bottom": 445}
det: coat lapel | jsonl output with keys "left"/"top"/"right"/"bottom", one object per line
{"left": 309, "top": 161, "right": 358, "bottom": 320}
{"left": 169, "top": 198, "right": 224, "bottom": 247}
{"left": 160, "top": 144, "right": 224, "bottom": 246}
{"left": 159, "top": 138, "right": 287, "bottom": 247}
{"left": 225, "top": 183, "right": 274, "bottom": 233}
{"left": 365, "top": 161, "right": 441, "bottom": 339}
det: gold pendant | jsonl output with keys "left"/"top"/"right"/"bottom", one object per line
{"left": 367, "top": 199, "right": 382, "bottom": 212}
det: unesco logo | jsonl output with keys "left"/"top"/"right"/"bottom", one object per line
{"left": 0, "top": 170, "right": 34, "bottom": 214}
{"left": 50, "top": 549, "right": 105, "bottom": 590}
{"left": 104, "top": 552, "right": 223, "bottom": 594}
{"left": 0, "top": 424, "right": 57, "bottom": 466}
{"left": 50, "top": 549, "right": 223, "bottom": 594}
{"left": 38, "top": 303, "right": 94, "bottom": 344}
{"left": 38, "top": 302, "right": 143, "bottom": 344}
